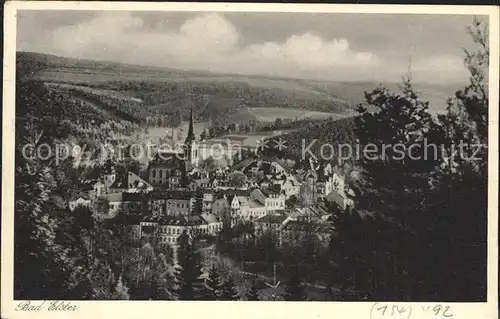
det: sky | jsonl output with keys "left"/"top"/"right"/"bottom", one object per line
{"left": 16, "top": 10, "right": 485, "bottom": 84}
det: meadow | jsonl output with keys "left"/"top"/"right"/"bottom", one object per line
{"left": 19, "top": 51, "right": 455, "bottom": 128}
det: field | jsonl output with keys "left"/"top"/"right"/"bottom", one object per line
{"left": 248, "top": 107, "right": 351, "bottom": 122}
{"left": 18, "top": 51, "right": 457, "bottom": 126}
{"left": 45, "top": 82, "right": 143, "bottom": 102}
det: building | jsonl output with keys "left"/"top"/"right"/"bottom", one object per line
{"left": 109, "top": 171, "right": 153, "bottom": 193}
{"left": 273, "top": 177, "right": 301, "bottom": 199}
{"left": 189, "top": 177, "right": 211, "bottom": 191}
{"left": 69, "top": 195, "right": 92, "bottom": 211}
{"left": 141, "top": 214, "right": 223, "bottom": 246}
{"left": 91, "top": 180, "right": 106, "bottom": 199}
{"left": 92, "top": 169, "right": 152, "bottom": 199}
{"left": 243, "top": 160, "right": 287, "bottom": 178}
{"left": 91, "top": 169, "right": 119, "bottom": 199}
{"left": 332, "top": 172, "right": 346, "bottom": 194}
{"left": 250, "top": 188, "right": 286, "bottom": 213}
{"left": 166, "top": 192, "right": 195, "bottom": 216}
{"left": 254, "top": 214, "right": 289, "bottom": 237}
{"left": 148, "top": 190, "right": 196, "bottom": 217}
{"left": 316, "top": 175, "right": 334, "bottom": 201}
{"left": 326, "top": 189, "right": 354, "bottom": 210}
{"left": 212, "top": 197, "right": 230, "bottom": 216}
{"left": 246, "top": 199, "right": 268, "bottom": 220}
{"left": 200, "top": 213, "right": 223, "bottom": 236}
{"left": 183, "top": 106, "right": 200, "bottom": 168}
{"left": 148, "top": 148, "right": 186, "bottom": 188}
{"left": 105, "top": 192, "right": 143, "bottom": 217}
{"left": 230, "top": 195, "right": 250, "bottom": 220}
{"left": 325, "top": 172, "right": 354, "bottom": 210}
{"left": 202, "top": 190, "right": 215, "bottom": 212}
{"left": 106, "top": 213, "right": 142, "bottom": 244}
{"left": 288, "top": 205, "right": 330, "bottom": 222}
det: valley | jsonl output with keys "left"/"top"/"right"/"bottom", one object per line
{"left": 18, "top": 51, "right": 456, "bottom": 129}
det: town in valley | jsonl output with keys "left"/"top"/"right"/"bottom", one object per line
{"left": 12, "top": 10, "right": 490, "bottom": 302}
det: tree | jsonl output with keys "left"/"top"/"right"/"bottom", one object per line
{"left": 285, "top": 195, "right": 298, "bottom": 209}
{"left": 14, "top": 124, "right": 93, "bottom": 299}
{"left": 227, "top": 171, "right": 247, "bottom": 188}
{"left": 200, "top": 156, "right": 217, "bottom": 172}
{"left": 175, "top": 233, "right": 207, "bottom": 300}
{"left": 299, "top": 177, "right": 315, "bottom": 207}
{"left": 172, "top": 109, "right": 182, "bottom": 128}
{"left": 91, "top": 260, "right": 131, "bottom": 300}
{"left": 215, "top": 208, "right": 234, "bottom": 255}
{"left": 424, "top": 16, "right": 488, "bottom": 301}
{"left": 128, "top": 242, "right": 175, "bottom": 300}
{"left": 94, "top": 197, "right": 110, "bottom": 217}
{"left": 274, "top": 117, "right": 283, "bottom": 129}
{"left": 329, "top": 17, "right": 489, "bottom": 301}
{"left": 329, "top": 73, "right": 441, "bottom": 300}
{"left": 200, "top": 129, "right": 208, "bottom": 141}
{"left": 205, "top": 264, "right": 222, "bottom": 300}
{"left": 283, "top": 266, "right": 307, "bottom": 301}
{"left": 246, "top": 279, "right": 260, "bottom": 301}
{"left": 220, "top": 276, "right": 239, "bottom": 300}
{"left": 193, "top": 189, "right": 203, "bottom": 215}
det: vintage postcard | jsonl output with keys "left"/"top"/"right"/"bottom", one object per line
{"left": 2, "top": 2, "right": 499, "bottom": 319}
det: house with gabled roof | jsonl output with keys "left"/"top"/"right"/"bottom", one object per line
{"left": 69, "top": 194, "right": 92, "bottom": 211}
{"left": 273, "top": 177, "right": 301, "bottom": 199}
{"left": 254, "top": 214, "right": 290, "bottom": 237}
{"left": 326, "top": 188, "right": 354, "bottom": 211}
{"left": 109, "top": 171, "right": 153, "bottom": 193}
{"left": 251, "top": 188, "right": 286, "bottom": 213}
{"left": 105, "top": 192, "right": 143, "bottom": 216}
{"left": 148, "top": 149, "right": 186, "bottom": 188}
{"left": 247, "top": 199, "right": 267, "bottom": 220}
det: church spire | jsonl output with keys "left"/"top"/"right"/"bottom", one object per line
{"left": 185, "top": 105, "right": 195, "bottom": 145}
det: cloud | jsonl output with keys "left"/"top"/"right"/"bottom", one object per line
{"left": 242, "top": 34, "right": 379, "bottom": 69}
{"left": 24, "top": 11, "right": 468, "bottom": 83}
{"left": 45, "top": 12, "right": 382, "bottom": 80}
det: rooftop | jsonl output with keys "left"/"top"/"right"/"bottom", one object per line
{"left": 142, "top": 215, "right": 208, "bottom": 226}
{"left": 109, "top": 171, "right": 151, "bottom": 190}
{"left": 249, "top": 199, "right": 265, "bottom": 209}
{"left": 108, "top": 213, "right": 142, "bottom": 225}
{"left": 283, "top": 220, "right": 333, "bottom": 233}
{"left": 255, "top": 214, "right": 288, "bottom": 224}
{"left": 150, "top": 190, "right": 194, "bottom": 200}
{"left": 201, "top": 213, "right": 221, "bottom": 224}
{"left": 104, "top": 192, "right": 144, "bottom": 202}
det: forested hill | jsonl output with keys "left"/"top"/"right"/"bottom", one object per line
{"left": 260, "top": 117, "right": 357, "bottom": 165}
{"left": 16, "top": 52, "right": 457, "bottom": 126}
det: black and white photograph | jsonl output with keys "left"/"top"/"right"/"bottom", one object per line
{"left": 1, "top": 2, "right": 498, "bottom": 318}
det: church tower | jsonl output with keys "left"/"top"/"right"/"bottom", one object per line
{"left": 185, "top": 106, "right": 195, "bottom": 146}
{"left": 184, "top": 105, "right": 198, "bottom": 167}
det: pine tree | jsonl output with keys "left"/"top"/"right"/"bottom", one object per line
{"left": 175, "top": 235, "right": 207, "bottom": 300}
{"left": 205, "top": 264, "right": 222, "bottom": 300}
{"left": 283, "top": 266, "right": 307, "bottom": 301}
{"left": 423, "top": 16, "right": 488, "bottom": 301}
{"left": 246, "top": 279, "right": 260, "bottom": 301}
{"left": 220, "top": 276, "right": 239, "bottom": 300}
{"left": 328, "top": 17, "right": 490, "bottom": 302}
